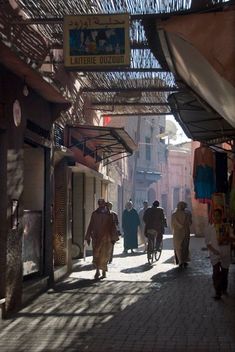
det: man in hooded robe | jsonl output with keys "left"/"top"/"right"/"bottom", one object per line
{"left": 171, "top": 201, "right": 192, "bottom": 268}
{"left": 85, "top": 199, "right": 117, "bottom": 279}
{"left": 122, "top": 201, "right": 140, "bottom": 254}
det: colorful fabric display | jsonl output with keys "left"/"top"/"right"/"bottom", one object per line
{"left": 193, "top": 145, "right": 216, "bottom": 202}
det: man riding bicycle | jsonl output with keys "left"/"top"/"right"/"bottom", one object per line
{"left": 143, "top": 200, "right": 167, "bottom": 253}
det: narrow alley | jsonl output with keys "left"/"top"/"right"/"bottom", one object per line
{"left": 1, "top": 2, "right": 235, "bottom": 352}
{"left": 0, "top": 236, "right": 234, "bottom": 352}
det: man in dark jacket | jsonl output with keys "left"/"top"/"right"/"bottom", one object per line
{"left": 143, "top": 200, "right": 167, "bottom": 251}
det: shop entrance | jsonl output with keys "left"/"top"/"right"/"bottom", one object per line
{"left": 72, "top": 173, "right": 85, "bottom": 259}
{"left": 22, "top": 143, "right": 45, "bottom": 277}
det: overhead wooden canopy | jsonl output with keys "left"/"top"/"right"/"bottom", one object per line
{"left": 0, "top": 0, "right": 188, "bottom": 120}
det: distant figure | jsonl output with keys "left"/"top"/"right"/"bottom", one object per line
{"left": 106, "top": 201, "right": 120, "bottom": 263}
{"left": 171, "top": 201, "right": 192, "bottom": 268}
{"left": 122, "top": 201, "right": 140, "bottom": 254}
{"left": 85, "top": 199, "right": 117, "bottom": 280}
{"left": 138, "top": 200, "right": 149, "bottom": 252}
{"left": 143, "top": 200, "right": 166, "bottom": 251}
{"left": 205, "top": 208, "right": 234, "bottom": 300}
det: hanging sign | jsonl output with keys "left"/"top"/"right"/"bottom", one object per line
{"left": 63, "top": 13, "right": 130, "bottom": 69}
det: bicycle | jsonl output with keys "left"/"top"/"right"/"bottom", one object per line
{"left": 146, "top": 230, "right": 163, "bottom": 265}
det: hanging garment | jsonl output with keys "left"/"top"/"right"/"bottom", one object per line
{"left": 193, "top": 146, "right": 216, "bottom": 200}
{"left": 215, "top": 152, "right": 228, "bottom": 193}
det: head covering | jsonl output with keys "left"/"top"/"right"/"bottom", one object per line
{"left": 125, "top": 201, "right": 133, "bottom": 210}
{"left": 177, "top": 201, "right": 187, "bottom": 210}
{"left": 153, "top": 200, "right": 160, "bottom": 207}
{"left": 106, "top": 201, "right": 113, "bottom": 209}
{"left": 98, "top": 198, "right": 106, "bottom": 207}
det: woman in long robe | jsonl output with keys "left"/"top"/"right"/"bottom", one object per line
{"left": 171, "top": 201, "right": 192, "bottom": 268}
{"left": 122, "top": 201, "right": 140, "bottom": 253}
{"left": 85, "top": 199, "right": 116, "bottom": 279}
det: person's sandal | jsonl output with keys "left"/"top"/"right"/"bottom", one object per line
{"left": 94, "top": 272, "right": 100, "bottom": 280}
{"left": 101, "top": 271, "right": 106, "bottom": 279}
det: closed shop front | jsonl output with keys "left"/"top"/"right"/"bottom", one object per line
{"left": 22, "top": 144, "right": 45, "bottom": 276}
{"left": 72, "top": 172, "right": 85, "bottom": 258}
{"left": 0, "top": 44, "right": 70, "bottom": 316}
{"left": 71, "top": 168, "right": 104, "bottom": 259}
{"left": 56, "top": 124, "right": 136, "bottom": 265}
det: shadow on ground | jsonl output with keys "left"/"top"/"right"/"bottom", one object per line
{"left": 2, "top": 271, "right": 234, "bottom": 352}
{"left": 1, "top": 237, "right": 235, "bottom": 352}
{"left": 120, "top": 263, "right": 152, "bottom": 274}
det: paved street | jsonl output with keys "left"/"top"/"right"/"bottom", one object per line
{"left": 0, "top": 235, "right": 235, "bottom": 352}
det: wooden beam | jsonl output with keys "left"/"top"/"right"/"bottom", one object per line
{"left": 101, "top": 112, "right": 173, "bottom": 117}
{"left": 49, "top": 42, "right": 150, "bottom": 50}
{"left": 82, "top": 87, "right": 180, "bottom": 93}
{"left": 80, "top": 67, "right": 168, "bottom": 73}
{"left": 41, "top": 64, "right": 168, "bottom": 73}
{"left": 11, "top": 2, "right": 234, "bottom": 26}
{"left": 92, "top": 102, "right": 170, "bottom": 106}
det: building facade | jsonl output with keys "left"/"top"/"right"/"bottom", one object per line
{"left": 0, "top": 48, "right": 70, "bottom": 316}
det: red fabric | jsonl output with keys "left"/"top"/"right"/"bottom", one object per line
{"left": 103, "top": 115, "right": 111, "bottom": 126}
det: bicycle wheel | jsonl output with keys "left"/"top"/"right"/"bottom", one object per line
{"left": 147, "top": 235, "right": 154, "bottom": 265}
{"left": 147, "top": 250, "right": 154, "bottom": 265}
{"left": 155, "top": 240, "right": 163, "bottom": 261}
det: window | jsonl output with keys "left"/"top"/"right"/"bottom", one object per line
{"left": 173, "top": 188, "right": 180, "bottom": 210}
{"left": 161, "top": 194, "right": 167, "bottom": 213}
{"left": 145, "top": 137, "right": 151, "bottom": 161}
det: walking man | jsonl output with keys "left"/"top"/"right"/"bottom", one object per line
{"left": 85, "top": 199, "right": 117, "bottom": 280}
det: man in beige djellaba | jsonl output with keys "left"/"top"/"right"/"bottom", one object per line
{"left": 171, "top": 201, "right": 192, "bottom": 268}
{"left": 85, "top": 198, "right": 118, "bottom": 280}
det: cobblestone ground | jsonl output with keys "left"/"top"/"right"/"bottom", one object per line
{"left": 0, "top": 235, "right": 235, "bottom": 352}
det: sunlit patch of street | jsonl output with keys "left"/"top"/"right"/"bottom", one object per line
{"left": 70, "top": 235, "right": 201, "bottom": 282}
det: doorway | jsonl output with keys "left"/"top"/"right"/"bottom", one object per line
{"left": 22, "top": 143, "right": 45, "bottom": 277}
